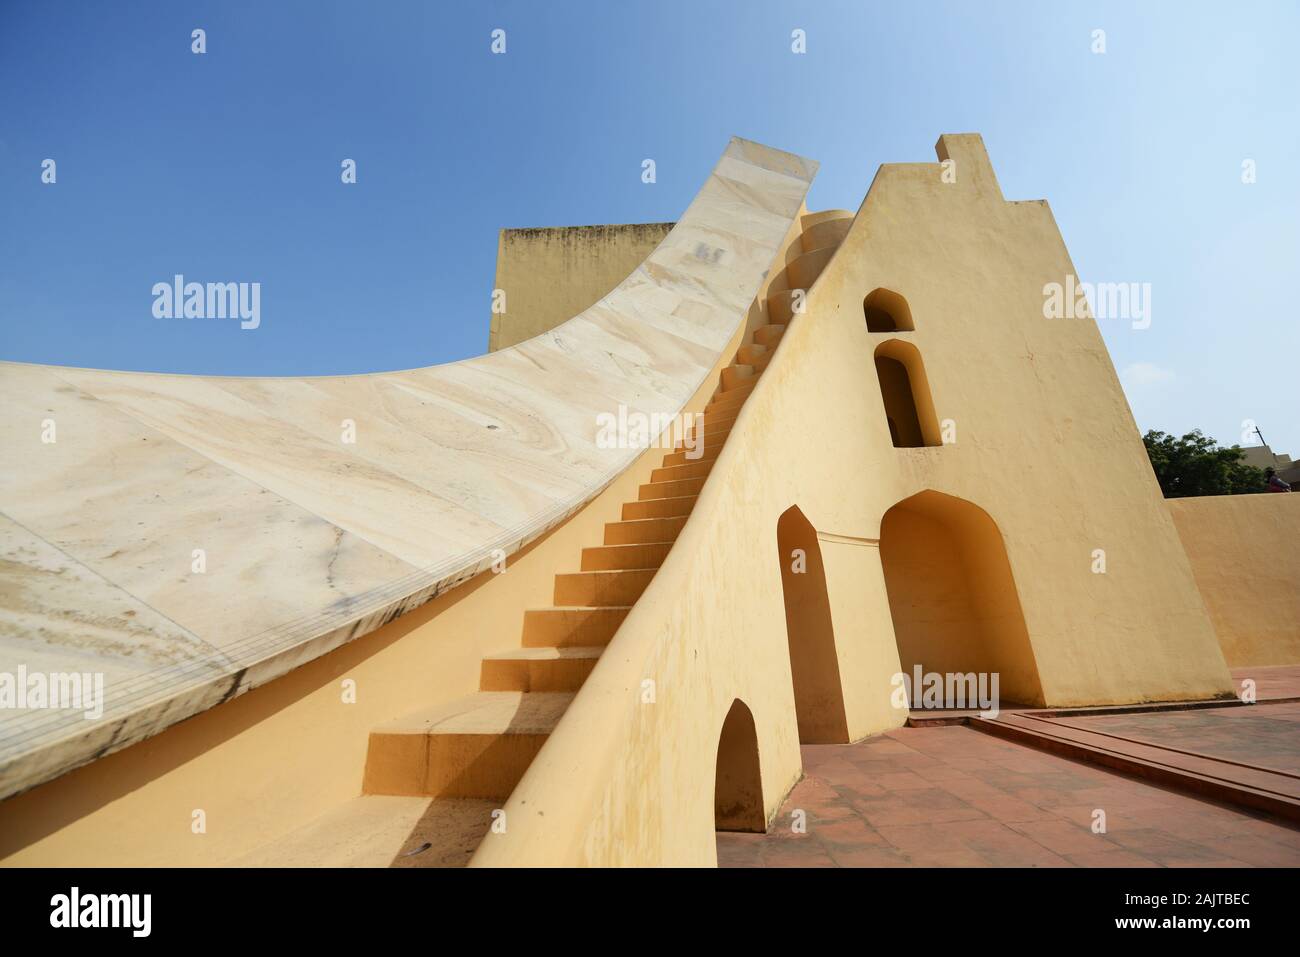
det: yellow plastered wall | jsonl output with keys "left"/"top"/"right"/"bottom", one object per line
{"left": 1167, "top": 494, "right": 1300, "bottom": 666}
{"left": 488, "top": 223, "right": 674, "bottom": 351}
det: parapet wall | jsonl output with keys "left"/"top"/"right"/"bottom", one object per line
{"left": 489, "top": 223, "right": 675, "bottom": 351}
{"left": 1168, "top": 494, "right": 1300, "bottom": 667}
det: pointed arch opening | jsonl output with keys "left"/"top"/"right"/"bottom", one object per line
{"left": 880, "top": 491, "right": 1044, "bottom": 707}
{"left": 714, "top": 699, "right": 765, "bottom": 832}
{"left": 864, "top": 288, "right": 914, "bottom": 333}
{"left": 776, "top": 506, "right": 850, "bottom": 743}
{"left": 874, "top": 339, "right": 940, "bottom": 448}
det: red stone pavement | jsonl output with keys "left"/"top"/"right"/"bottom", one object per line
{"left": 717, "top": 720, "right": 1300, "bottom": 868}
{"left": 1048, "top": 702, "right": 1300, "bottom": 776}
{"left": 1230, "top": 663, "right": 1300, "bottom": 701}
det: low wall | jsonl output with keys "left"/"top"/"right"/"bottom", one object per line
{"left": 1168, "top": 494, "right": 1300, "bottom": 667}
{"left": 489, "top": 223, "right": 674, "bottom": 351}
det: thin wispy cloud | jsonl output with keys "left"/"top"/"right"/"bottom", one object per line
{"left": 1121, "top": 361, "right": 1175, "bottom": 388}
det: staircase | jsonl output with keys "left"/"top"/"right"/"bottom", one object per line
{"left": 354, "top": 348, "right": 773, "bottom": 831}
{"left": 237, "top": 209, "right": 854, "bottom": 868}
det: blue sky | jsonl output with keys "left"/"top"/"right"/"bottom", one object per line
{"left": 2, "top": 0, "right": 1296, "bottom": 453}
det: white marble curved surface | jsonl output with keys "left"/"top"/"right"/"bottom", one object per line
{"left": 0, "top": 138, "right": 816, "bottom": 799}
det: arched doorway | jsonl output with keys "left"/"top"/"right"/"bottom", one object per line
{"left": 714, "top": 699, "right": 765, "bottom": 832}
{"left": 879, "top": 491, "right": 1044, "bottom": 706}
{"left": 874, "top": 339, "right": 940, "bottom": 448}
{"left": 776, "top": 506, "right": 850, "bottom": 743}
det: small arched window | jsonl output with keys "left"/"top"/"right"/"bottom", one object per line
{"left": 874, "top": 339, "right": 940, "bottom": 448}
{"left": 864, "top": 288, "right": 914, "bottom": 333}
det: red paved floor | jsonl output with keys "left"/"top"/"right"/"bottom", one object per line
{"left": 1230, "top": 663, "right": 1300, "bottom": 701}
{"left": 1052, "top": 702, "right": 1300, "bottom": 775}
{"left": 717, "top": 722, "right": 1300, "bottom": 868}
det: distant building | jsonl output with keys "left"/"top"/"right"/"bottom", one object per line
{"left": 1239, "top": 443, "right": 1300, "bottom": 486}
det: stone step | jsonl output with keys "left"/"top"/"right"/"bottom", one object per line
{"left": 604, "top": 515, "right": 687, "bottom": 545}
{"left": 676, "top": 416, "right": 734, "bottom": 449}
{"left": 621, "top": 495, "right": 698, "bottom": 520}
{"left": 650, "top": 458, "right": 713, "bottom": 483}
{"left": 521, "top": 605, "right": 630, "bottom": 647}
{"left": 229, "top": 795, "right": 499, "bottom": 868}
{"left": 480, "top": 646, "right": 604, "bottom": 693}
{"left": 800, "top": 216, "right": 852, "bottom": 254}
{"left": 553, "top": 568, "right": 657, "bottom": 606}
{"left": 673, "top": 432, "right": 729, "bottom": 462}
{"left": 580, "top": 541, "right": 672, "bottom": 572}
{"left": 638, "top": 477, "right": 705, "bottom": 500}
{"left": 659, "top": 445, "right": 721, "bottom": 468}
{"left": 721, "top": 364, "right": 755, "bottom": 391}
{"left": 697, "top": 410, "right": 739, "bottom": 434}
{"left": 787, "top": 244, "right": 836, "bottom": 289}
{"left": 363, "top": 692, "right": 573, "bottom": 798}
{"left": 767, "top": 288, "right": 803, "bottom": 324}
{"left": 799, "top": 208, "right": 854, "bottom": 231}
{"left": 707, "top": 385, "right": 753, "bottom": 415}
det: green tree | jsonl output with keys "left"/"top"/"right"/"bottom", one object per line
{"left": 1142, "top": 429, "right": 1266, "bottom": 498}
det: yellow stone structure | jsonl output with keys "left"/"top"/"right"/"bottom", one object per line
{"left": 0, "top": 135, "right": 1293, "bottom": 867}
{"left": 489, "top": 222, "right": 673, "bottom": 351}
{"left": 1169, "top": 494, "right": 1300, "bottom": 667}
